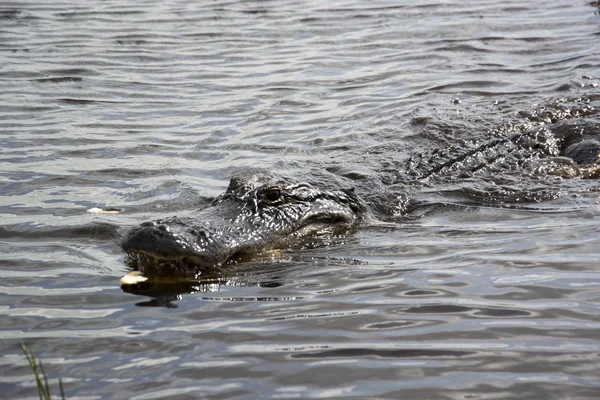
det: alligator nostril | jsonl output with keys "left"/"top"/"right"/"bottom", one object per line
{"left": 157, "top": 225, "right": 168, "bottom": 232}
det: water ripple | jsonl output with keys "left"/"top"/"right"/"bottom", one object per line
{"left": 1, "top": 0, "right": 600, "bottom": 399}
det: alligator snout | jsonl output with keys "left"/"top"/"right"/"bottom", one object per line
{"left": 122, "top": 219, "right": 229, "bottom": 266}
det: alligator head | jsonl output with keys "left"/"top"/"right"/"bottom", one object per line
{"left": 122, "top": 172, "right": 367, "bottom": 269}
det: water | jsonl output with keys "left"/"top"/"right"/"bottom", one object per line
{"left": 1, "top": 0, "right": 600, "bottom": 398}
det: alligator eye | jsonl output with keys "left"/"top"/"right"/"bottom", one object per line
{"left": 264, "top": 188, "right": 282, "bottom": 203}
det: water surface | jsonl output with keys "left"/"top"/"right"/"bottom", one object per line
{"left": 1, "top": 1, "right": 600, "bottom": 399}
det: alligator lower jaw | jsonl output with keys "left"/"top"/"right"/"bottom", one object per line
{"left": 124, "top": 249, "right": 226, "bottom": 270}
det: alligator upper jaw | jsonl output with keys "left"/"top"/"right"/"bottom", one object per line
{"left": 121, "top": 222, "right": 233, "bottom": 268}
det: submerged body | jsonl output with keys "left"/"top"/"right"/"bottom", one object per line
{"left": 122, "top": 98, "right": 600, "bottom": 271}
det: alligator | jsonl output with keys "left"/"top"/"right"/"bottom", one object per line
{"left": 122, "top": 95, "right": 600, "bottom": 276}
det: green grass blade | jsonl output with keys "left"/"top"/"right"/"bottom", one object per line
{"left": 20, "top": 342, "right": 49, "bottom": 400}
